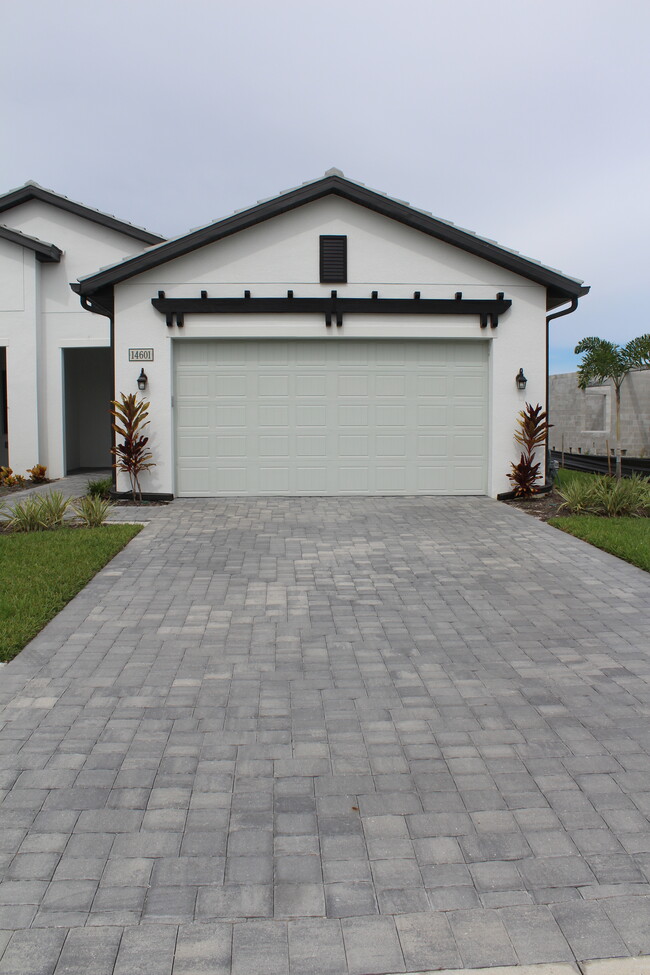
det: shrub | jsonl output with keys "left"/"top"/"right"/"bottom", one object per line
{"left": 0, "top": 468, "right": 25, "bottom": 488}
{"left": 558, "top": 473, "right": 650, "bottom": 517}
{"left": 6, "top": 497, "right": 48, "bottom": 532}
{"left": 87, "top": 476, "right": 113, "bottom": 499}
{"left": 38, "top": 491, "right": 72, "bottom": 528}
{"left": 72, "top": 495, "right": 114, "bottom": 527}
{"left": 27, "top": 465, "right": 47, "bottom": 483}
{"left": 5, "top": 492, "right": 71, "bottom": 532}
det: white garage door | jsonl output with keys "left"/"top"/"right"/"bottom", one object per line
{"left": 174, "top": 339, "right": 488, "bottom": 496}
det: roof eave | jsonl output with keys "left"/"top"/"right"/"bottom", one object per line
{"left": 0, "top": 184, "right": 165, "bottom": 246}
{"left": 0, "top": 225, "right": 62, "bottom": 262}
{"left": 76, "top": 174, "right": 589, "bottom": 301}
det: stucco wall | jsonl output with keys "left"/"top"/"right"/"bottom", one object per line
{"left": 549, "top": 370, "right": 650, "bottom": 457}
{"left": 111, "top": 196, "right": 548, "bottom": 497}
{"left": 0, "top": 201, "right": 154, "bottom": 476}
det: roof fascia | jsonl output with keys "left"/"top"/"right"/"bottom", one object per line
{"left": 76, "top": 175, "right": 588, "bottom": 306}
{"left": 0, "top": 185, "right": 164, "bottom": 245}
{"left": 0, "top": 225, "right": 62, "bottom": 262}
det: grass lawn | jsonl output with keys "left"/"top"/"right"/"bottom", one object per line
{"left": 549, "top": 515, "right": 650, "bottom": 572}
{"left": 0, "top": 524, "right": 142, "bottom": 662}
{"left": 555, "top": 468, "right": 595, "bottom": 489}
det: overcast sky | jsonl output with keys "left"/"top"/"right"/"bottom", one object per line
{"left": 3, "top": 0, "right": 648, "bottom": 373}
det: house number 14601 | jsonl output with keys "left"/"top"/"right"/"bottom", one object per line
{"left": 128, "top": 349, "right": 154, "bottom": 361}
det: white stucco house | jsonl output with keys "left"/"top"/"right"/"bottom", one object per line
{"left": 1, "top": 171, "right": 589, "bottom": 497}
{"left": 0, "top": 182, "right": 164, "bottom": 476}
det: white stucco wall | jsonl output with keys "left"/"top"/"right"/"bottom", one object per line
{"left": 111, "top": 197, "right": 548, "bottom": 497}
{"left": 0, "top": 201, "right": 155, "bottom": 476}
{"left": 0, "top": 241, "right": 40, "bottom": 474}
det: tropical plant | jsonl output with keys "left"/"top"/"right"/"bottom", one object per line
{"left": 27, "top": 464, "right": 47, "bottom": 483}
{"left": 6, "top": 497, "right": 48, "bottom": 532}
{"left": 87, "top": 476, "right": 113, "bottom": 499}
{"left": 507, "top": 402, "right": 552, "bottom": 498}
{"left": 38, "top": 491, "right": 71, "bottom": 528}
{"left": 72, "top": 494, "right": 115, "bottom": 527}
{"left": 558, "top": 473, "right": 650, "bottom": 517}
{"left": 575, "top": 334, "right": 650, "bottom": 479}
{"left": 0, "top": 467, "right": 12, "bottom": 485}
{"left": 5, "top": 492, "right": 71, "bottom": 532}
{"left": 109, "top": 393, "right": 155, "bottom": 501}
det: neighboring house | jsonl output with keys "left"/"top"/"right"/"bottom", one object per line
{"left": 0, "top": 182, "right": 164, "bottom": 475}
{"left": 550, "top": 370, "right": 650, "bottom": 458}
{"left": 2, "top": 171, "right": 590, "bottom": 497}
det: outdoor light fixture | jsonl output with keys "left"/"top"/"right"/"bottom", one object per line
{"left": 515, "top": 368, "right": 527, "bottom": 390}
{"left": 137, "top": 368, "right": 148, "bottom": 391}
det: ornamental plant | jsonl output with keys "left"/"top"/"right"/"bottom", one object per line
{"left": 507, "top": 402, "right": 552, "bottom": 498}
{"left": 110, "top": 393, "right": 155, "bottom": 502}
{"left": 27, "top": 464, "right": 47, "bottom": 483}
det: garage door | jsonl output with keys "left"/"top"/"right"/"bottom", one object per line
{"left": 174, "top": 339, "right": 488, "bottom": 496}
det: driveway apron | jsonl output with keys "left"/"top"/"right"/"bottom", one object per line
{"left": 0, "top": 496, "right": 649, "bottom": 974}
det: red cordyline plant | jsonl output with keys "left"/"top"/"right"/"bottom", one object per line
{"left": 507, "top": 402, "right": 552, "bottom": 498}
{"left": 110, "top": 393, "right": 155, "bottom": 501}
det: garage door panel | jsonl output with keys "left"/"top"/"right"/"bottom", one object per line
{"left": 259, "top": 375, "right": 289, "bottom": 396}
{"left": 296, "top": 406, "right": 327, "bottom": 426}
{"left": 296, "top": 375, "right": 326, "bottom": 396}
{"left": 338, "top": 406, "right": 368, "bottom": 426}
{"left": 296, "top": 436, "right": 327, "bottom": 457}
{"left": 174, "top": 339, "right": 487, "bottom": 496}
{"left": 215, "top": 406, "right": 246, "bottom": 426}
{"left": 258, "top": 468, "right": 290, "bottom": 492}
{"left": 215, "top": 435, "right": 247, "bottom": 457}
{"left": 376, "top": 406, "right": 405, "bottom": 426}
{"left": 258, "top": 406, "right": 288, "bottom": 426}
{"left": 259, "top": 435, "right": 289, "bottom": 457}
{"left": 339, "top": 435, "right": 369, "bottom": 457}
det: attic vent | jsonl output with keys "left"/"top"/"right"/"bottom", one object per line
{"left": 320, "top": 235, "right": 347, "bottom": 283}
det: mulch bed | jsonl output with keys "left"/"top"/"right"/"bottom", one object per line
{"left": 501, "top": 488, "right": 568, "bottom": 522}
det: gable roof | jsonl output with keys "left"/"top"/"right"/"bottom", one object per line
{"left": 74, "top": 171, "right": 589, "bottom": 310}
{"left": 0, "top": 182, "right": 165, "bottom": 246}
{"left": 0, "top": 224, "right": 62, "bottom": 262}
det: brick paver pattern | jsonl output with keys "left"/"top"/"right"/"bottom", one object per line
{"left": 0, "top": 495, "right": 649, "bottom": 974}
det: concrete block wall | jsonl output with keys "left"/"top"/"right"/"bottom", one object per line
{"left": 549, "top": 370, "right": 650, "bottom": 458}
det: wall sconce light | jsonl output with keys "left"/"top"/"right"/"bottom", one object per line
{"left": 515, "top": 368, "right": 527, "bottom": 390}
{"left": 137, "top": 368, "right": 148, "bottom": 391}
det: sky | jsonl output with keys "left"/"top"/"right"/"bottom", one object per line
{"left": 2, "top": 0, "right": 648, "bottom": 374}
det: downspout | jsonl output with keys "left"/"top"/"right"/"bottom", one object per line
{"left": 545, "top": 297, "right": 579, "bottom": 484}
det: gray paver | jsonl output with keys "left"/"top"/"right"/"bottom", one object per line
{"left": 1, "top": 492, "right": 650, "bottom": 973}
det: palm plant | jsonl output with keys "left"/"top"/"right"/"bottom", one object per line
{"left": 110, "top": 393, "right": 155, "bottom": 501}
{"left": 575, "top": 335, "right": 650, "bottom": 479}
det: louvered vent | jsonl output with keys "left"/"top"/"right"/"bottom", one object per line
{"left": 320, "top": 235, "right": 347, "bottom": 283}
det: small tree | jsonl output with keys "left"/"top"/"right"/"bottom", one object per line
{"left": 507, "top": 403, "right": 551, "bottom": 498}
{"left": 575, "top": 335, "right": 650, "bottom": 478}
{"left": 110, "top": 393, "right": 155, "bottom": 501}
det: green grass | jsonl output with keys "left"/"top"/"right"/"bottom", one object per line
{"left": 0, "top": 525, "right": 142, "bottom": 662}
{"left": 548, "top": 516, "right": 650, "bottom": 572}
{"left": 555, "top": 467, "right": 596, "bottom": 489}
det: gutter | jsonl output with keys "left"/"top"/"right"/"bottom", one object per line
{"left": 545, "top": 297, "right": 580, "bottom": 484}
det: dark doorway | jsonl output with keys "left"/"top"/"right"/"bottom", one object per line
{"left": 63, "top": 348, "right": 112, "bottom": 473}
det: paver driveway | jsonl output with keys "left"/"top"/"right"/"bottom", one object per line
{"left": 0, "top": 496, "right": 649, "bottom": 974}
